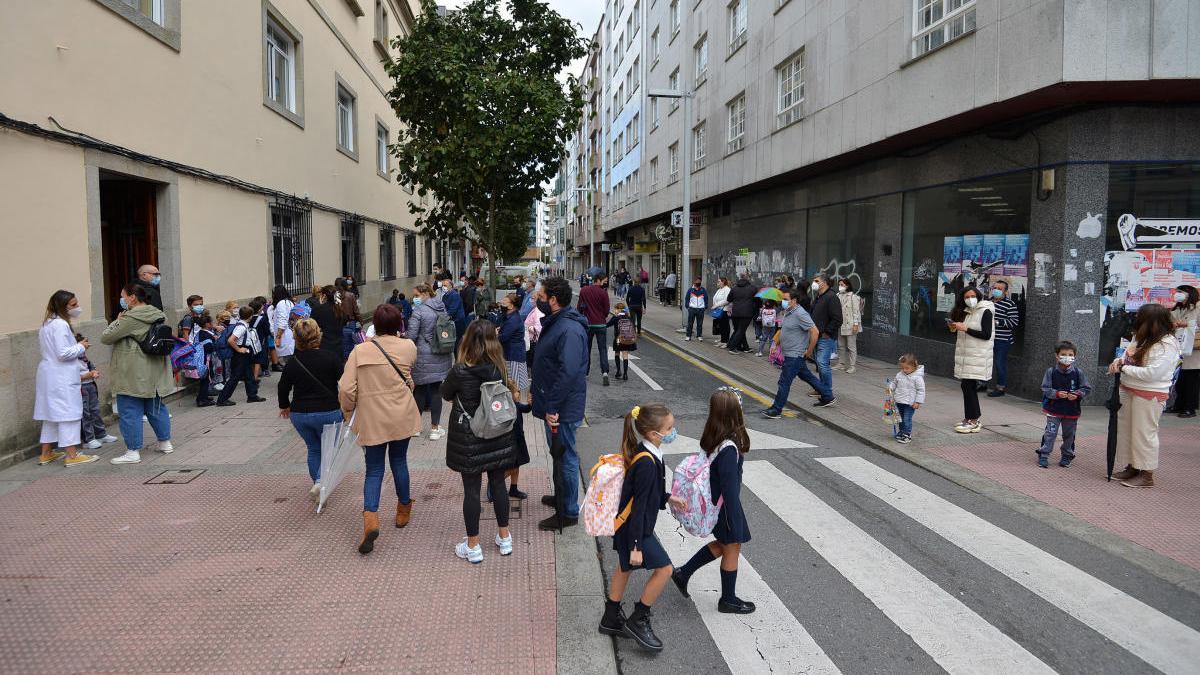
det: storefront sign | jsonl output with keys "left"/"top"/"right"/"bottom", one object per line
{"left": 633, "top": 242, "right": 659, "bottom": 254}
{"left": 1116, "top": 215, "right": 1200, "bottom": 250}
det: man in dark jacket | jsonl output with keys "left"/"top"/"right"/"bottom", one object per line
{"left": 531, "top": 276, "right": 589, "bottom": 531}
{"left": 807, "top": 274, "right": 843, "bottom": 407}
{"left": 436, "top": 272, "right": 467, "bottom": 349}
{"left": 134, "top": 264, "right": 164, "bottom": 311}
{"left": 726, "top": 274, "right": 758, "bottom": 354}
{"left": 578, "top": 273, "right": 612, "bottom": 386}
{"left": 625, "top": 278, "right": 647, "bottom": 334}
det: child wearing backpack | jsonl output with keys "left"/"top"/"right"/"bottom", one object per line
{"left": 212, "top": 310, "right": 234, "bottom": 391}
{"left": 191, "top": 313, "right": 218, "bottom": 407}
{"left": 670, "top": 388, "right": 755, "bottom": 614}
{"left": 607, "top": 302, "right": 637, "bottom": 381}
{"left": 1038, "top": 340, "right": 1092, "bottom": 468}
{"left": 215, "top": 306, "right": 267, "bottom": 406}
{"left": 600, "top": 403, "right": 687, "bottom": 652}
{"left": 755, "top": 300, "right": 779, "bottom": 357}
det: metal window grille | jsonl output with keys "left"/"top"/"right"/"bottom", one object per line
{"left": 379, "top": 225, "right": 396, "bottom": 280}
{"left": 405, "top": 233, "right": 417, "bottom": 276}
{"left": 269, "top": 197, "right": 313, "bottom": 297}
{"left": 424, "top": 237, "right": 433, "bottom": 274}
{"left": 340, "top": 216, "right": 365, "bottom": 281}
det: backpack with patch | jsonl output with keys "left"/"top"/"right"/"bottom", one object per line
{"left": 457, "top": 380, "right": 516, "bottom": 439}
{"left": 616, "top": 314, "right": 637, "bottom": 345}
{"left": 138, "top": 319, "right": 176, "bottom": 357}
{"left": 583, "top": 451, "right": 654, "bottom": 536}
{"left": 179, "top": 337, "right": 212, "bottom": 380}
{"left": 430, "top": 311, "right": 457, "bottom": 355}
{"left": 214, "top": 324, "right": 235, "bottom": 360}
{"left": 169, "top": 339, "right": 197, "bottom": 374}
{"left": 668, "top": 443, "right": 729, "bottom": 537}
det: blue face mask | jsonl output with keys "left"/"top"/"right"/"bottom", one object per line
{"left": 119, "top": 297, "right": 129, "bottom": 310}
{"left": 780, "top": 300, "right": 790, "bottom": 310}
{"left": 149, "top": 275, "right": 161, "bottom": 287}
{"left": 659, "top": 428, "right": 678, "bottom": 444}
{"left": 192, "top": 304, "right": 205, "bottom": 314}
{"left": 992, "top": 289, "right": 1003, "bottom": 298}
{"left": 412, "top": 297, "right": 423, "bottom": 306}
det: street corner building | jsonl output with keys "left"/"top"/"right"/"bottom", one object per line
{"left": 0, "top": 0, "right": 445, "bottom": 462}
{"left": 552, "top": 0, "right": 1200, "bottom": 401}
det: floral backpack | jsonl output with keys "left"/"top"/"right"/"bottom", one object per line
{"left": 668, "top": 442, "right": 730, "bottom": 537}
{"left": 583, "top": 451, "right": 654, "bottom": 536}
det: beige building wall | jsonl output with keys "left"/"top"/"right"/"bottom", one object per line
{"left": 0, "top": 0, "right": 434, "bottom": 462}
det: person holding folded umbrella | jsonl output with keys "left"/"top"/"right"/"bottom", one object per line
{"left": 277, "top": 318, "right": 343, "bottom": 501}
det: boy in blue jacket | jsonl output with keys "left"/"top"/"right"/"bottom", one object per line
{"left": 1038, "top": 341, "right": 1092, "bottom": 468}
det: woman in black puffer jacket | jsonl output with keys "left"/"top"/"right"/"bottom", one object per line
{"left": 441, "top": 319, "right": 518, "bottom": 564}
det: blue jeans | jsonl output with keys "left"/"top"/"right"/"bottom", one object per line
{"left": 587, "top": 326, "right": 609, "bottom": 375}
{"left": 290, "top": 410, "right": 343, "bottom": 482}
{"left": 686, "top": 307, "right": 705, "bottom": 338}
{"left": 362, "top": 439, "right": 412, "bottom": 512}
{"left": 770, "top": 356, "right": 826, "bottom": 412}
{"left": 896, "top": 403, "right": 916, "bottom": 437}
{"left": 814, "top": 337, "right": 837, "bottom": 400}
{"left": 1038, "top": 416, "right": 1078, "bottom": 460}
{"left": 116, "top": 394, "right": 171, "bottom": 451}
{"left": 993, "top": 339, "right": 1012, "bottom": 388}
{"left": 545, "top": 420, "right": 581, "bottom": 518}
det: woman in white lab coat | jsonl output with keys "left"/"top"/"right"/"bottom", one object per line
{"left": 271, "top": 285, "right": 296, "bottom": 368}
{"left": 34, "top": 290, "right": 99, "bottom": 467}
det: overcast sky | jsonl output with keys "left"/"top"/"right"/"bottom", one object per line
{"left": 439, "top": 0, "right": 604, "bottom": 78}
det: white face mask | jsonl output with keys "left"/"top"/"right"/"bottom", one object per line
{"left": 838, "top": 286, "right": 848, "bottom": 293}
{"left": 68, "top": 307, "right": 83, "bottom": 318}
{"left": 1177, "top": 291, "right": 1189, "bottom": 303}
{"left": 811, "top": 281, "right": 820, "bottom": 291}
{"left": 965, "top": 297, "right": 979, "bottom": 308}
{"left": 1058, "top": 355, "right": 1075, "bottom": 366}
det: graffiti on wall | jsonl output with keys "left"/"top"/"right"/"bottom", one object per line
{"left": 703, "top": 248, "right": 804, "bottom": 284}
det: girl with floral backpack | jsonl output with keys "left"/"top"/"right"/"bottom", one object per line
{"left": 670, "top": 388, "right": 756, "bottom": 615}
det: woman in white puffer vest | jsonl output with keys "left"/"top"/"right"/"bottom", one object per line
{"left": 948, "top": 287, "right": 995, "bottom": 433}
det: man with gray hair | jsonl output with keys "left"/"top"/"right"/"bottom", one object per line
{"left": 134, "top": 264, "right": 164, "bottom": 311}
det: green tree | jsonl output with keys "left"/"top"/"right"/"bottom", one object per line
{"left": 385, "top": 0, "right": 587, "bottom": 289}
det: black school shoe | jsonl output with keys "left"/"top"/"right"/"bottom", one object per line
{"left": 717, "top": 597, "right": 757, "bottom": 614}
{"left": 671, "top": 571, "right": 691, "bottom": 598}
{"left": 509, "top": 485, "right": 528, "bottom": 500}
{"left": 540, "top": 494, "right": 557, "bottom": 507}
{"left": 537, "top": 514, "right": 578, "bottom": 531}
{"left": 599, "top": 602, "right": 627, "bottom": 637}
{"left": 622, "top": 605, "right": 664, "bottom": 651}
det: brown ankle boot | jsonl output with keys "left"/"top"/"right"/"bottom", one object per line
{"left": 359, "top": 511, "right": 380, "bottom": 554}
{"left": 395, "top": 500, "right": 412, "bottom": 528}
{"left": 1111, "top": 465, "right": 1139, "bottom": 481}
{"left": 1121, "top": 470, "right": 1155, "bottom": 488}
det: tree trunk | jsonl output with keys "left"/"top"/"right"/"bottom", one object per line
{"left": 486, "top": 203, "right": 497, "bottom": 298}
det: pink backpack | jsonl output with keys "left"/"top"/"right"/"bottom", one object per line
{"left": 668, "top": 443, "right": 730, "bottom": 537}
{"left": 583, "top": 451, "right": 654, "bottom": 536}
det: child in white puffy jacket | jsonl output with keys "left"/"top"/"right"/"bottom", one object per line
{"left": 891, "top": 354, "right": 926, "bottom": 443}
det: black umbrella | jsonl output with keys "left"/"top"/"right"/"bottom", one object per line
{"left": 1105, "top": 372, "right": 1122, "bottom": 481}
{"left": 549, "top": 425, "right": 566, "bottom": 533}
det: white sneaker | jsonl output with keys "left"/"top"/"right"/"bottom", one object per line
{"left": 84, "top": 439, "right": 103, "bottom": 450}
{"left": 411, "top": 430, "right": 422, "bottom": 438}
{"left": 696, "top": 337, "right": 703, "bottom": 342}
{"left": 309, "top": 482, "right": 321, "bottom": 501}
{"left": 428, "top": 428, "right": 446, "bottom": 441}
{"left": 110, "top": 451, "right": 141, "bottom": 464}
{"left": 100, "top": 435, "right": 119, "bottom": 444}
{"left": 455, "top": 539, "right": 484, "bottom": 564}
{"left": 157, "top": 440, "right": 174, "bottom": 454}
{"left": 845, "top": 366, "right": 857, "bottom": 374}
{"left": 496, "top": 533, "right": 514, "bottom": 556}
{"left": 684, "top": 336, "right": 691, "bottom": 341}
{"left": 212, "top": 383, "right": 225, "bottom": 391}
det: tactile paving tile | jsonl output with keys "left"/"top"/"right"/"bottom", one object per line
{"left": 0, "top": 468, "right": 556, "bottom": 673}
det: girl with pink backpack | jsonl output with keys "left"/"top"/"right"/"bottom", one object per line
{"left": 670, "top": 388, "right": 756, "bottom": 614}
{"left": 599, "top": 403, "right": 687, "bottom": 652}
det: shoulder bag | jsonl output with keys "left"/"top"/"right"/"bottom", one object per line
{"left": 371, "top": 339, "right": 416, "bottom": 391}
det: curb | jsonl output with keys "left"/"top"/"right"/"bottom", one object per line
{"left": 640, "top": 325, "right": 1200, "bottom": 594}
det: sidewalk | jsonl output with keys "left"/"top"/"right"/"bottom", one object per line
{"left": 633, "top": 296, "right": 1200, "bottom": 574}
{"left": 0, "top": 390, "right": 566, "bottom": 672}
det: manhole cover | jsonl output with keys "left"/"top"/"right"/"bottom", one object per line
{"left": 144, "top": 469, "right": 205, "bottom": 485}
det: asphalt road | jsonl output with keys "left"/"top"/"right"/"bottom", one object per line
{"left": 573, "top": 335, "right": 1200, "bottom": 675}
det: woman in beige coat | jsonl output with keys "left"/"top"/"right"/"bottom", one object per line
{"left": 835, "top": 278, "right": 864, "bottom": 373}
{"left": 338, "top": 304, "right": 421, "bottom": 555}
{"left": 948, "top": 287, "right": 995, "bottom": 434}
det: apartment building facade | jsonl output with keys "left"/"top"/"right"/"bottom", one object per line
{"left": 0, "top": 0, "right": 439, "bottom": 458}
{"left": 561, "top": 0, "right": 1200, "bottom": 399}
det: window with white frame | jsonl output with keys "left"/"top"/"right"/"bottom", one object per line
{"left": 633, "top": 0, "right": 641, "bottom": 32}
{"left": 631, "top": 113, "right": 640, "bottom": 146}
{"left": 631, "top": 169, "right": 640, "bottom": 199}
{"left": 618, "top": 32, "right": 624, "bottom": 56}
{"left": 650, "top": 97, "right": 660, "bottom": 128}
{"left": 651, "top": 27, "right": 660, "bottom": 62}
{"left": 668, "top": 68, "right": 680, "bottom": 111}
{"left": 624, "top": 122, "right": 632, "bottom": 153}
{"left": 776, "top": 48, "right": 804, "bottom": 128}
{"left": 632, "top": 57, "right": 640, "bottom": 89}
{"left": 374, "top": 0, "right": 389, "bottom": 54}
{"left": 693, "top": 123, "right": 706, "bottom": 170}
{"left": 650, "top": 156, "right": 659, "bottom": 188}
{"left": 265, "top": 16, "right": 300, "bottom": 119}
{"left": 626, "top": 15, "right": 633, "bottom": 39}
{"left": 727, "top": 0, "right": 747, "bottom": 54}
{"left": 669, "top": 143, "right": 680, "bottom": 181}
{"left": 612, "top": 135, "right": 621, "bottom": 163}
{"left": 912, "top": 0, "right": 976, "bottom": 58}
{"left": 727, "top": 94, "right": 745, "bottom": 153}
{"left": 376, "top": 121, "right": 389, "bottom": 177}
{"left": 694, "top": 34, "right": 708, "bottom": 82}
{"left": 122, "top": 0, "right": 165, "bottom": 25}
{"left": 776, "top": 0, "right": 791, "bottom": 8}
{"left": 619, "top": 83, "right": 626, "bottom": 104}
{"left": 336, "top": 81, "right": 357, "bottom": 158}
{"left": 625, "top": 70, "right": 633, "bottom": 94}
{"left": 670, "top": 0, "right": 680, "bottom": 35}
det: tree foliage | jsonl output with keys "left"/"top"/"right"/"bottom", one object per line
{"left": 385, "top": 0, "right": 587, "bottom": 282}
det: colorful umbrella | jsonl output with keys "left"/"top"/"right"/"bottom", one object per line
{"left": 755, "top": 287, "right": 784, "bottom": 302}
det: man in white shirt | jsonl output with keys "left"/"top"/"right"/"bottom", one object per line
{"left": 664, "top": 271, "right": 678, "bottom": 306}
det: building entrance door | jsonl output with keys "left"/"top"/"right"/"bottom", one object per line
{"left": 99, "top": 176, "right": 158, "bottom": 319}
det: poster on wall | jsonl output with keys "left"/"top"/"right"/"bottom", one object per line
{"left": 1103, "top": 248, "right": 1200, "bottom": 312}
{"left": 936, "top": 234, "right": 1028, "bottom": 311}
{"left": 937, "top": 237, "right": 963, "bottom": 311}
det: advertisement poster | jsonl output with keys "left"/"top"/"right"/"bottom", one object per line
{"left": 1004, "top": 234, "right": 1029, "bottom": 277}
{"left": 937, "top": 237, "right": 963, "bottom": 311}
{"left": 936, "top": 234, "right": 1029, "bottom": 311}
{"left": 961, "top": 235, "right": 983, "bottom": 272}
{"left": 983, "top": 234, "right": 1006, "bottom": 267}
{"left": 1103, "top": 248, "right": 1200, "bottom": 311}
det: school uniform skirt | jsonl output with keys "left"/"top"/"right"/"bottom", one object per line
{"left": 612, "top": 338, "right": 638, "bottom": 353}
{"left": 614, "top": 533, "right": 670, "bottom": 572}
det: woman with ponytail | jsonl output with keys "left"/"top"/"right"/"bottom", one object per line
{"left": 601, "top": 402, "right": 686, "bottom": 652}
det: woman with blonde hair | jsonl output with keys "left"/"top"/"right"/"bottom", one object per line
{"left": 277, "top": 318, "right": 344, "bottom": 499}
{"left": 34, "top": 290, "right": 98, "bottom": 467}
{"left": 440, "top": 320, "right": 519, "bottom": 563}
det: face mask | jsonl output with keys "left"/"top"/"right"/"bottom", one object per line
{"left": 1058, "top": 355, "right": 1075, "bottom": 366}
{"left": 412, "top": 297, "right": 423, "bottom": 306}
{"left": 811, "top": 282, "right": 820, "bottom": 291}
{"left": 536, "top": 300, "right": 553, "bottom": 315}
{"left": 992, "top": 289, "right": 1003, "bottom": 298}
{"left": 965, "top": 297, "right": 978, "bottom": 308}
{"left": 192, "top": 304, "right": 205, "bottom": 314}
{"left": 839, "top": 286, "right": 848, "bottom": 293}
{"left": 659, "top": 428, "right": 678, "bottom": 444}
{"left": 149, "top": 275, "right": 161, "bottom": 287}
{"left": 68, "top": 307, "right": 83, "bottom": 318}
{"left": 1177, "top": 292, "right": 1189, "bottom": 303}
{"left": 119, "top": 297, "right": 129, "bottom": 310}
{"left": 780, "top": 300, "right": 791, "bottom": 309}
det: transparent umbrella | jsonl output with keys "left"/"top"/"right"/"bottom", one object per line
{"left": 317, "top": 412, "right": 359, "bottom": 513}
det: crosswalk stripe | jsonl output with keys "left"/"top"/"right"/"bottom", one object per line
{"left": 742, "top": 461, "right": 1054, "bottom": 675}
{"left": 818, "top": 456, "right": 1200, "bottom": 675}
{"left": 626, "top": 360, "right": 663, "bottom": 390}
{"left": 654, "top": 469, "right": 841, "bottom": 674}
{"left": 662, "top": 429, "right": 816, "bottom": 456}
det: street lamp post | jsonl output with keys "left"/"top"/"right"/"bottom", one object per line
{"left": 647, "top": 87, "right": 693, "bottom": 331}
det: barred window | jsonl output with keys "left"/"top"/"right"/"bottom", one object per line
{"left": 379, "top": 226, "right": 396, "bottom": 280}
{"left": 269, "top": 199, "right": 313, "bottom": 297}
